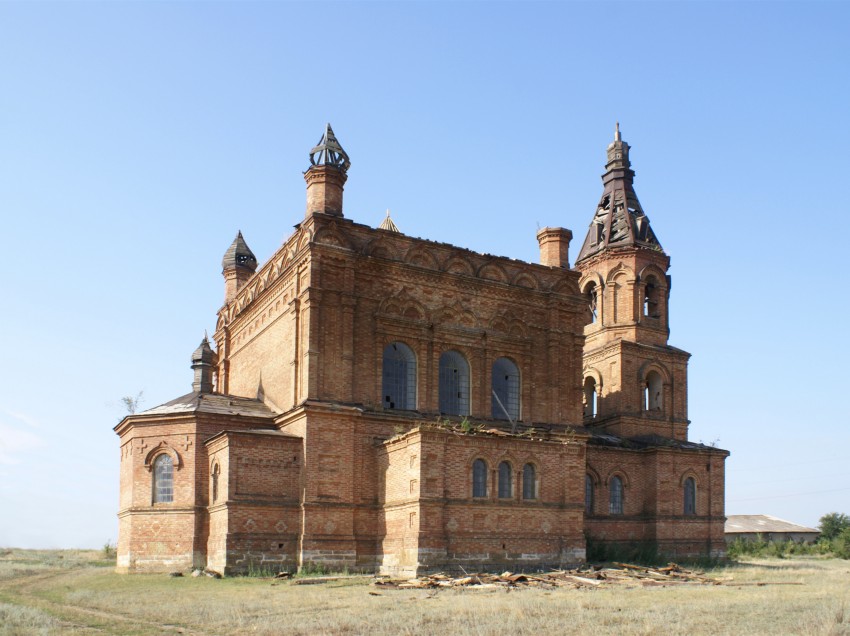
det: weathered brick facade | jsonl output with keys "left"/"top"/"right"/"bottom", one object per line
{"left": 115, "top": 124, "right": 728, "bottom": 574}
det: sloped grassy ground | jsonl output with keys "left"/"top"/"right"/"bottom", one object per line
{"left": 0, "top": 549, "right": 848, "bottom": 635}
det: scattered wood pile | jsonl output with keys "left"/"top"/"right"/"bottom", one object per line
{"left": 374, "top": 563, "right": 721, "bottom": 591}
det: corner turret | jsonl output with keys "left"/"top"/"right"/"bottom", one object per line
{"left": 304, "top": 123, "right": 350, "bottom": 218}
{"left": 191, "top": 336, "right": 215, "bottom": 393}
{"left": 222, "top": 231, "right": 257, "bottom": 304}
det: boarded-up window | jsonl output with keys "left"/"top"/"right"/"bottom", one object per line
{"left": 382, "top": 342, "right": 416, "bottom": 410}
{"left": 609, "top": 476, "right": 623, "bottom": 515}
{"left": 439, "top": 350, "right": 470, "bottom": 416}
{"left": 522, "top": 463, "right": 536, "bottom": 500}
{"left": 472, "top": 459, "right": 488, "bottom": 498}
{"left": 492, "top": 358, "right": 520, "bottom": 421}
{"left": 498, "top": 461, "right": 513, "bottom": 499}
{"left": 684, "top": 477, "right": 696, "bottom": 515}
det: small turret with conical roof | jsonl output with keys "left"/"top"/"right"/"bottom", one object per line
{"left": 191, "top": 335, "right": 215, "bottom": 393}
{"left": 378, "top": 209, "right": 400, "bottom": 233}
{"left": 222, "top": 231, "right": 257, "bottom": 304}
{"left": 304, "top": 124, "right": 349, "bottom": 218}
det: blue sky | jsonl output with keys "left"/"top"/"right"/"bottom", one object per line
{"left": 1, "top": 1, "right": 848, "bottom": 548}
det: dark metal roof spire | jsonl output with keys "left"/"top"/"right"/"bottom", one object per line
{"left": 221, "top": 231, "right": 258, "bottom": 273}
{"left": 309, "top": 123, "right": 350, "bottom": 172}
{"left": 575, "top": 125, "right": 663, "bottom": 264}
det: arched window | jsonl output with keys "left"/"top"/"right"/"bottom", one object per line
{"left": 585, "top": 475, "right": 594, "bottom": 514}
{"left": 153, "top": 454, "right": 174, "bottom": 504}
{"left": 438, "top": 350, "right": 470, "bottom": 416}
{"left": 492, "top": 358, "right": 520, "bottom": 421}
{"left": 684, "top": 477, "right": 696, "bottom": 515}
{"left": 583, "top": 376, "right": 598, "bottom": 418}
{"left": 382, "top": 342, "right": 416, "bottom": 410}
{"left": 472, "top": 459, "right": 488, "bottom": 498}
{"left": 522, "top": 463, "right": 537, "bottom": 500}
{"left": 609, "top": 476, "right": 623, "bottom": 515}
{"left": 211, "top": 463, "right": 220, "bottom": 503}
{"left": 585, "top": 282, "right": 598, "bottom": 324}
{"left": 498, "top": 461, "right": 513, "bottom": 499}
{"left": 644, "top": 371, "right": 663, "bottom": 412}
{"left": 643, "top": 275, "right": 660, "bottom": 318}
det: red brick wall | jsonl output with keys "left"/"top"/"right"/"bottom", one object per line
{"left": 585, "top": 445, "right": 727, "bottom": 557}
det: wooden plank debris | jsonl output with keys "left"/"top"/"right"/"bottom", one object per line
{"left": 372, "top": 562, "right": 744, "bottom": 591}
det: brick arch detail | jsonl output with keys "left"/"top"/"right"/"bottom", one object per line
{"left": 637, "top": 361, "right": 671, "bottom": 385}
{"left": 443, "top": 255, "right": 476, "bottom": 276}
{"left": 511, "top": 271, "right": 539, "bottom": 290}
{"left": 604, "top": 469, "right": 630, "bottom": 488}
{"left": 144, "top": 442, "right": 183, "bottom": 472}
{"left": 579, "top": 272, "right": 605, "bottom": 295}
{"left": 637, "top": 264, "right": 668, "bottom": 288}
{"left": 679, "top": 470, "right": 700, "bottom": 487}
{"left": 605, "top": 262, "right": 634, "bottom": 284}
{"left": 585, "top": 465, "right": 602, "bottom": 486}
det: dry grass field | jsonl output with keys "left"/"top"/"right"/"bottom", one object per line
{"left": 0, "top": 549, "right": 848, "bottom": 635}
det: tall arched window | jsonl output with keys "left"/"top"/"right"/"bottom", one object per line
{"left": 438, "top": 350, "right": 470, "bottom": 416}
{"left": 583, "top": 376, "right": 598, "bottom": 418}
{"left": 585, "top": 282, "right": 598, "bottom": 324}
{"left": 382, "top": 342, "right": 416, "bottom": 410}
{"left": 492, "top": 358, "right": 520, "bottom": 421}
{"left": 522, "top": 463, "right": 537, "bottom": 500}
{"left": 644, "top": 371, "right": 663, "bottom": 412}
{"left": 498, "top": 461, "right": 513, "bottom": 499}
{"left": 472, "top": 459, "right": 488, "bottom": 498}
{"left": 585, "top": 475, "right": 594, "bottom": 514}
{"left": 684, "top": 477, "right": 696, "bottom": 515}
{"left": 643, "top": 275, "right": 660, "bottom": 318}
{"left": 609, "top": 476, "right": 623, "bottom": 515}
{"left": 211, "top": 463, "right": 220, "bottom": 503}
{"left": 153, "top": 454, "right": 174, "bottom": 504}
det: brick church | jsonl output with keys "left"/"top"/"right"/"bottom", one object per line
{"left": 115, "top": 124, "right": 728, "bottom": 575}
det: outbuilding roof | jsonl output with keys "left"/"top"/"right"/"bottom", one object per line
{"left": 725, "top": 514, "right": 819, "bottom": 535}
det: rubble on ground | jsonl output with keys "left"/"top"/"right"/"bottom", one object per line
{"left": 373, "top": 563, "right": 722, "bottom": 590}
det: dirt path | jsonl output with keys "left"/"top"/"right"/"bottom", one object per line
{"left": 0, "top": 568, "right": 214, "bottom": 636}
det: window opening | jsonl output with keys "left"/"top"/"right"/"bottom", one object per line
{"left": 153, "top": 454, "right": 174, "bottom": 503}
{"left": 492, "top": 358, "right": 520, "bottom": 422}
{"left": 609, "top": 476, "right": 623, "bottom": 515}
{"left": 583, "top": 377, "right": 598, "bottom": 418}
{"left": 382, "top": 342, "right": 416, "bottom": 410}
{"left": 498, "top": 461, "right": 513, "bottom": 499}
{"left": 438, "top": 350, "right": 470, "bottom": 416}
{"left": 684, "top": 477, "right": 696, "bottom": 515}
{"left": 644, "top": 371, "right": 663, "bottom": 412}
{"left": 211, "top": 464, "right": 220, "bottom": 503}
{"left": 585, "top": 475, "right": 594, "bottom": 514}
{"left": 472, "top": 459, "right": 488, "bottom": 497}
{"left": 586, "top": 282, "right": 598, "bottom": 324}
{"left": 522, "top": 463, "right": 536, "bottom": 500}
{"left": 643, "top": 276, "right": 660, "bottom": 318}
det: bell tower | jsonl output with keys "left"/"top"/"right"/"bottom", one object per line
{"left": 574, "top": 125, "right": 690, "bottom": 440}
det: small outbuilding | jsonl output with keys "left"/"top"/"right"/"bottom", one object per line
{"left": 725, "top": 515, "right": 820, "bottom": 544}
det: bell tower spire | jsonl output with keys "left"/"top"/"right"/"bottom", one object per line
{"left": 576, "top": 124, "right": 662, "bottom": 264}
{"left": 574, "top": 127, "right": 690, "bottom": 441}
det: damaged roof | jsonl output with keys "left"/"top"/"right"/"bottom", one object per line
{"left": 136, "top": 392, "right": 276, "bottom": 419}
{"left": 589, "top": 431, "right": 726, "bottom": 452}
